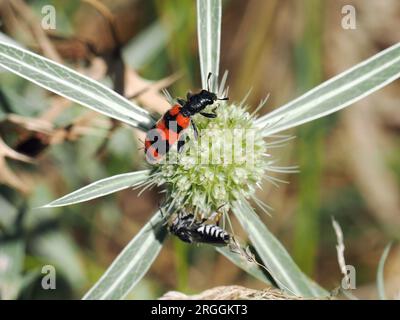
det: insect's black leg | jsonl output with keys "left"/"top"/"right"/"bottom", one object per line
{"left": 191, "top": 121, "right": 199, "bottom": 140}
{"left": 159, "top": 204, "right": 171, "bottom": 227}
{"left": 201, "top": 105, "right": 218, "bottom": 119}
{"left": 177, "top": 139, "right": 186, "bottom": 153}
{"left": 200, "top": 112, "right": 217, "bottom": 118}
{"left": 186, "top": 91, "right": 193, "bottom": 100}
{"left": 177, "top": 98, "right": 186, "bottom": 106}
{"left": 207, "top": 72, "right": 212, "bottom": 91}
{"left": 177, "top": 130, "right": 187, "bottom": 153}
{"left": 158, "top": 203, "right": 165, "bottom": 218}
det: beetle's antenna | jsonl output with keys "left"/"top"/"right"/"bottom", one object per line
{"left": 207, "top": 72, "right": 212, "bottom": 92}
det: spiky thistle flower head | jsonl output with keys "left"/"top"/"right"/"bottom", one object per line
{"left": 146, "top": 86, "right": 280, "bottom": 218}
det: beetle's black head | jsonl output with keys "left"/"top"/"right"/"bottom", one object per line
{"left": 183, "top": 89, "right": 217, "bottom": 114}
{"left": 199, "top": 89, "right": 218, "bottom": 102}
{"left": 183, "top": 89, "right": 229, "bottom": 117}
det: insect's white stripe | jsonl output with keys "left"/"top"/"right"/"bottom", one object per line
{"left": 214, "top": 228, "right": 220, "bottom": 238}
{"left": 210, "top": 226, "right": 216, "bottom": 236}
{"left": 205, "top": 225, "right": 211, "bottom": 235}
{"left": 198, "top": 225, "right": 205, "bottom": 233}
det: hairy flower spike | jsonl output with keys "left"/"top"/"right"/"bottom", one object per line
{"left": 148, "top": 100, "right": 276, "bottom": 217}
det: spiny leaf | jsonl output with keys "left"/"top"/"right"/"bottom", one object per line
{"left": 0, "top": 41, "right": 154, "bottom": 131}
{"left": 232, "top": 199, "right": 328, "bottom": 297}
{"left": 197, "top": 0, "right": 222, "bottom": 91}
{"left": 42, "top": 170, "right": 149, "bottom": 208}
{"left": 83, "top": 211, "right": 167, "bottom": 300}
{"left": 256, "top": 42, "right": 400, "bottom": 136}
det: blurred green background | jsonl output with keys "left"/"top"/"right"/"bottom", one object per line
{"left": 0, "top": 0, "right": 399, "bottom": 299}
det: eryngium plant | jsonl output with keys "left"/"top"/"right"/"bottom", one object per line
{"left": 0, "top": 0, "right": 399, "bottom": 299}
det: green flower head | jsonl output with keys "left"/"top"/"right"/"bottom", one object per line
{"left": 147, "top": 87, "right": 287, "bottom": 218}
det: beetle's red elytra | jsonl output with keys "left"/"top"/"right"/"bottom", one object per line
{"left": 144, "top": 73, "right": 228, "bottom": 162}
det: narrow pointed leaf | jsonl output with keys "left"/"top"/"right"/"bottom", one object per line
{"left": 377, "top": 242, "right": 392, "bottom": 300}
{"left": 197, "top": 0, "right": 222, "bottom": 91}
{"left": 0, "top": 32, "right": 23, "bottom": 74}
{"left": 83, "top": 211, "right": 167, "bottom": 300}
{"left": 0, "top": 41, "right": 154, "bottom": 131}
{"left": 256, "top": 43, "right": 400, "bottom": 136}
{"left": 232, "top": 199, "right": 328, "bottom": 297}
{"left": 42, "top": 170, "right": 149, "bottom": 208}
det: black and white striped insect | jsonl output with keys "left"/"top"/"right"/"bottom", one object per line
{"left": 168, "top": 213, "right": 231, "bottom": 246}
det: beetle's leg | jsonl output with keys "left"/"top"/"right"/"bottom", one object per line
{"left": 191, "top": 121, "right": 199, "bottom": 140}
{"left": 177, "top": 129, "right": 188, "bottom": 153}
{"left": 177, "top": 139, "right": 186, "bottom": 153}
{"left": 177, "top": 98, "right": 186, "bottom": 106}
{"left": 218, "top": 96, "right": 229, "bottom": 101}
{"left": 200, "top": 112, "right": 217, "bottom": 118}
{"left": 159, "top": 207, "right": 164, "bottom": 218}
{"left": 158, "top": 204, "right": 171, "bottom": 226}
{"left": 201, "top": 105, "right": 218, "bottom": 119}
{"left": 207, "top": 72, "right": 212, "bottom": 91}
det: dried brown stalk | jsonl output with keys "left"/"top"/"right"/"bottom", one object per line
{"left": 159, "top": 285, "right": 311, "bottom": 300}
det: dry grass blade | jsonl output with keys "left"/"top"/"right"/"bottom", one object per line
{"left": 331, "top": 217, "right": 349, "bottom": 285}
